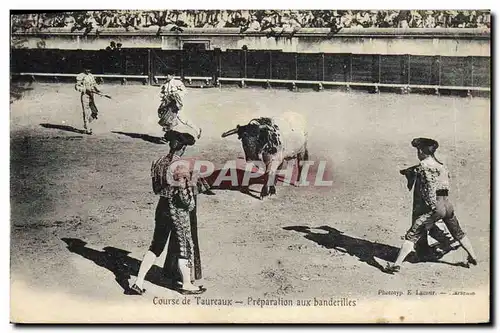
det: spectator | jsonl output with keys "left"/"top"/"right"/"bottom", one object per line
{"left": 447, "top": 10, "right": 459, "bottom": 28}
{"left": 434, "top": 11, "right": 447, "bottom": 28}
{"left": 260, "top": 14, "right": 275, "bottom": 31}
{"left": 217, "top": 10, "right": 230, "bottom": 28}
{"left": 70, "top": 12, "right": 86, "bottom": 32}
{"left": 463, "top": 11, "right": 475, "bottom": 28}
{"left": 231, "top": 10, "right": 247, "bottom": 28}
{"left": 301, "top": 11, "right": 315, "bottom": 28}
{"left": 143, "top": 11, "right": 158, "bottom": 27}
{"left": 130, "top": 11, "right": 143, "bottom": 30}
{"left": 176, "top": 11, "right": 191, "bottom": 28}
{"left": 356, "top": 11, "right": 372, "bottom": 28}
{"left": 397, "top": 10, "right": 411, "bottom": 28}
{"left": 384, "top": 11, "right": 399, "bottom": 28}
{"left": 328, "top": 11, "right": 343, "bottom": 32}
{"left": 10, "top": 10, "right": 492, "bottom": 33}
{"left": 225, "top": 10, "right": 236, "bottom": 28}
{"left": 424, "top": 11, "right": 436, "bottom": 28}
{"left": 85, "top": 12, "right": 99, "bottom": 33}
{"left": 192, "top": 10, "right": 203, "bottom": 28}
{"left": 475, "top": 13, "right": 488, "bottom": 29}
{"left": 288, "top": 14, "right": 302, "bottom": 29}
{"left": 204, "top": 10, "right": 216, "bottom": 28}
{"left": 483, "top": 12, "right": 491, "bottom": 28}
{"left": 409, "top": 10, "right": 423, "bottom": 28}
{"left": 162, "top": 11, "right": 183, "bottom": 32}
{"left": 339, "top": 10, "right": 353, "bottom": 29}
{"left": 241, "top": 14, "right": 261, "bottom": 32}
{"left": 319, "top": 11, "right": 334, "bottom": 30}
{"left": 280, "top": 13, "right": 301, "bottom": 36}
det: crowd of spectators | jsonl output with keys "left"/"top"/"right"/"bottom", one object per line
{"left": 11, "top": 10, "right": 491, "bottom": 35}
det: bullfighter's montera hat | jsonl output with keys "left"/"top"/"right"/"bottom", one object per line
{"left": 165, "top": 130, "right": 196, "bottom": 153}
{"left": 411, "top": 137, "right": 439, "bottom": 155}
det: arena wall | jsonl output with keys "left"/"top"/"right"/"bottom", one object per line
{"left": 11, "top": 28, "right": 490, "bottom": 57}
{"left": 10, "top": 28, "right": 490, "bottom": 93}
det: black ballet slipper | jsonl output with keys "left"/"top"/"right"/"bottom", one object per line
{"left": 130, "top": 284, "right": 146, "bottom": 295}
{"left": 383, "top": 263, "right": 401, "bottom": 274}
{"left": 175, "top": 286, "right": 207, "bottom": 295}
{"left": 203, "top": 189, "right": 216, "bottom": 195}
{"left": 467, "top": 256, "right": 478, "bottom": 266}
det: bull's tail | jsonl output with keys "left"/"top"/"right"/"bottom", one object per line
{"left": 303, "top": 144, "right": 309, "bottom": 161}
{"left": 302, "top": 138, "right": 310, "bottom": 160}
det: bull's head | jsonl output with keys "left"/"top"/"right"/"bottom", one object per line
{"left": 222, "top": 121, "right": 277, "bottom": 162}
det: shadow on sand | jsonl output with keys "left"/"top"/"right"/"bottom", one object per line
{"left": 112, "top": 131, "right": 165, "bottom": 144}
{"left": 40, "top": 123, "right": 88, "bottom": 135}
{"left": 283, "top": 225, "right": 425, "bottom": 273}
{"left": 10, "top": 83, "right": 34, "bottom": 104}
{"left": 61, "top": 238, "right": 178, "bottom": 295}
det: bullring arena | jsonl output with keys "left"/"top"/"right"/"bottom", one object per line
{"left": 10, "top": 81, "right": 490, "bottom": 308}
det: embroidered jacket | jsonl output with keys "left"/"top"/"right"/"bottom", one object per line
{"left": 165, "top": 179, "right": 196, "bottom": 215}
{"left": 75, "top": 73, "right": 98, "bottom": 94}
{"left": 151, "top": 155, "right": 210, "bottom": 197}
{"left": 159, "top": 78, "right": 187, "bottom": 108}
{"left": 416, "top": 157, "right": 451, "bottom": 210}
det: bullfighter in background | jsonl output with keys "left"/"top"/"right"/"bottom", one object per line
{"left": 157, "top": 68, "right": 202, "bottom": 142}
{"left": 75, "top": 65, "right": 107, "bottom": 135}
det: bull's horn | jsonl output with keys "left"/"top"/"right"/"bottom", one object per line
{"left": 259, "top": 124, "right": 273, "bottom": 131}
{"left": 221, "top": 126, "right": 239, "bottom": 138}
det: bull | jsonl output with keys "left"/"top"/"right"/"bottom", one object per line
{"left": 221, "top": 112, "right": 309, "bottom": 199}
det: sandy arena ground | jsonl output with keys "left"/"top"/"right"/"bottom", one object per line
{"left": 10, "top": 82, "right": 490, "bottom": 320}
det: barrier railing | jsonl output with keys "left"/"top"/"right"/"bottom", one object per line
{"left": 10, "top": 48, "right": 490, "bottom": 95}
